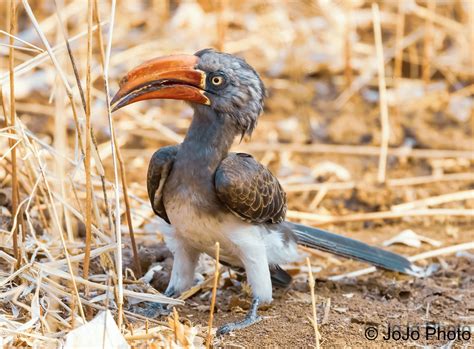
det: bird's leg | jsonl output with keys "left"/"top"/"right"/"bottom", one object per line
{"left": 132, "top": 240, "right": 200, "bottom": 318}
{"left": 217, "top": 234, "right": 272, "bottom": 335}
{"left": 217, "top": 297, "right": 262, "bottom": 335}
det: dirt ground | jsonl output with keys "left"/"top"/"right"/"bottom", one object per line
{"left": 125, "top": 218, "right": 473, "bottom": 348}
{"left": 3, "top": 82, "right": 473, "bottom": 347}
{"left": 1, "top": 1, "right": 474, "bottom": 348}
{"left": 5, "top": 82, "right": 473, "bottom": 347}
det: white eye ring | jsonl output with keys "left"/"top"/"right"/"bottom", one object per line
{"left": 211, "top": 76, "right": 224, "bottom": 86}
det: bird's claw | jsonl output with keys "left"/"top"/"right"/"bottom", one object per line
{"left": 217, "top": 298, "right": 262, "bottom": 336}
{"left": 131, "top": 302, "right": 171, "bottom": 318}
{"left": 217, "top": 314, "right": 262, "bottom": 336}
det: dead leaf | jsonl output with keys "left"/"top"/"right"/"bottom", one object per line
{"left": 383, "top": 229, "right": 442, "bottom": 248}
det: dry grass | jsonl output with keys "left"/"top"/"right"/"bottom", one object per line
{"left": 206, "top": 242, "right": 220, "bottom": 348}
{"left": 0, "top": 0, "right": 473, "bottom": 347}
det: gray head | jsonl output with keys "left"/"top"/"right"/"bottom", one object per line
{"left": 111, "top": 49, "right": 266, "bottom": 137}
{"left": 194, "top": 49, "right": 266, "bottom": 137}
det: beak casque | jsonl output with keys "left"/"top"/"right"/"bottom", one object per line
{"left": 111, "top": 54, "right": 210, "bottom": 112}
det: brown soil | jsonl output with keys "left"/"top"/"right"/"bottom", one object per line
{"left": 2, "top": 2, "right": 473, "bottom": 348}
{"left": 125, "top": 220, "right": 473, "bottom": 348}
{"left": 121, "top": 87, "right": 474, "bottom": 347}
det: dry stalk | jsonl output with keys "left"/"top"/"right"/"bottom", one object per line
{"left": 90, "top": 0, "right": 113, "bottom": 233}
{"left": 16, "top": 123, "right": 86, "bottom": 321}
{"left": 306, "top": 257, "right": 320, "bottom": 349}
{"left": 408, "top": 44, "right": 419, "bottom": 79}
{"left": 335, "top": 26, "right": 425, "bottom": 108}
{"left": 54, "top": 0, "right": 113, "bottom": 233}
{"left": 284, "top": 172, "right": 474, "bottom": 194}
{"left": 387, "top": 172, "right": 474, "bottom": 187}
{"left": 344, "top": 0, "right": 352, "bottom": 88}
{"left": 206, "top": 242, "right": 220, "bottom": 348}
{"left": 179, "top": 275, "right": 214, "bottom": 301}
{"left": 287, "top": 208, "right": 474, "bottom": 225}
{"left": 21, "top": 0, "right": 91, "bottom": 323}
{"left": 393, "top": 0, "right": 405, "bottom": 120}
{"left": 239, "top": 142, "right": 474, "bottom": 160}
{"left": 0, "top": 29, "right": 44, "bottom": 52}
{"left": 392, "top": 190, "right": 474, "bottom": 211}
{"left": 0, "top": 42, "right": 41, "bottom": 53}
{"left": 422, "top": 0, "right": 436, "bottom": 83}
{"left": 94, "top": 0, "right": 141, "bottom": 276}
{"left": 0, "top": 22, "right": 105, "bottom": 85}
{"left": 471, "top": 2, "right": 474, "bottom": 74}
{"left": 37, "top": 263, "right": 181, "bottom": 305}
{"left": 53, "top": 0, "right": 74, "bottom": 243}
{"left": 215, "top": 0, "right": 227, "bottom": 51}
{"left": 408, "top": 241, "right": 474, "bottom": 263}
{"left": 372, "top": 3, "right": 390, "bottom": 184}
{"left": 8, "top": 0, "right": 21, "bottom": 268}
{"left": 101, "top": 0, "right": 124, "bottom": 328}
{"left": 394, "top": 2, "right": 405, "bottom": 80}
{"left": 93, "top": 0, "right": 106, "bottom": 67}
{"left": 115, "top": 137, "right": 142, "bottom": 276}
{"left": 410, "top": 2, "right": 462, "bottom": 34}
{"left": 83, "top": 0, "right": 94, "bottom": 283}
{"left": 3, "top": 2, "right": 473, "bottom": 346}
{"left": 70, "top": 291, "right": 76, "bottom": 329}
{"left": 21, "top": 0, "right": 86, "bottom": 163}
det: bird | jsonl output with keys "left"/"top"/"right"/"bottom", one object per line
{"left": 111, "top": 48, "right": 423, "bottom": 335}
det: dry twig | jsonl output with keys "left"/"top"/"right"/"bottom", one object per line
{"left": 372, "top": 3, "right": 390, "bottom": 184}
{"left": 306, "top": 257, "right": 321, "bottom": 349}
{"left": 206, "top": 242, "right": 220, "bottom": 348}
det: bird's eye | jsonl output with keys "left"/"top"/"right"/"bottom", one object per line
{"left": 211, "top": 76, "right": 224, "bottom": 86}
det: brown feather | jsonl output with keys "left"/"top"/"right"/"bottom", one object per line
{"left": 215, "top": 153, "right": 287, "bottom": 224}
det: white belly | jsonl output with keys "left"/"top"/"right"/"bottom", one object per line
{"left": 165, "top": 199, "right": 240, "bottom": 263}
{"left": 164, "top": 199, "right": 299, "bottom": 267}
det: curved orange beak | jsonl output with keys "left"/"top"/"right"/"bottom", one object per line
{"left": 111, "top": 54, "right": 210, "bottom": 112}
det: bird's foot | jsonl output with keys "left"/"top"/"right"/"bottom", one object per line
{"left": 131, "top": 301, "right": 171, "bottom": 318}
{"left": 130, "top": 287, "right": 176, "bottom": 318}
{"left": 217, "top": 298, "right": 262, "bottom": 336}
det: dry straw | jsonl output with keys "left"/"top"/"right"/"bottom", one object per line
{"left": 0, "top": 1, "right": 472, "bottom": 347}
{"left": 206, "top": 242, "right": 220, "bottom": 348}
{"left": 306, "top": 257, "right": 321, "bottom": 349}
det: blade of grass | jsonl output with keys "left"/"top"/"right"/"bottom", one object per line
{"left": 8, "top": 0, "right": 21, "bottom": 269}
{"left": 206, "top": 242, "right": 220, "bottom": 348}
{"left": 306, "top": 257, "right": 320, "bottom": 349}
{"left": 94, "top": 0, "right": 141, "bottom": 277}
{"left": 372, "top": 3, "right": 390, "bottom": 184}
{"left": 422, "top": 0, "right": 436, "bottom": 83}
{"left": 54, "top": 0, "right": 114, "bottom": 234}
{"left": 82, "top": 0, "right": 94, "bottom": 285}
{"left": 0, "top": 29, "right": 44, "bottom": 52}
{"left": 53, "top": 0, "right": 74, "bottom": 243}
{"left": 21, "top": 0, "right": 87, "bottom": 322}
{"left": 287, "top": 208, "right": 474, "bottom": 225}
{"left": 101, "top": 0, "right": 124, "bottom": 329}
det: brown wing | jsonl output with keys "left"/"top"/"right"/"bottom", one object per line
{"left": 147, "top": 145, "right": 179, "bottom": 224}
{"left": 214, "top": 153, "right": 287, "bottom": 224}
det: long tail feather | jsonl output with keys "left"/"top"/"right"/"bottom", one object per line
{"left": 288, "top": 222, "right": 424, "bottom": 277}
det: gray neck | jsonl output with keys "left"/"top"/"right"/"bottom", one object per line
{"left": 177, "top": 106, "right": 237, "bottom": 173}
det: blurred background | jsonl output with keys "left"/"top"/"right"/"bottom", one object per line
{"left": 0, "top": 0, "right": 473, "bottom": 347}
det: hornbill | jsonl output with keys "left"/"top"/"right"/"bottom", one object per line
{"left": 111, "top": 49, "right": 423, "bottom": 335}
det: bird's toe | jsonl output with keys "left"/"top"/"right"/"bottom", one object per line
{"left": 131, "top": 302, "right": 171, "bottom": 318}
{"left": 216, "top": 314, "right": 262, "bottom": 336}
{"left": 216, "top": 323, "right": 233, "bottom": 336}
